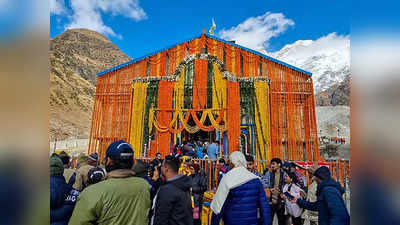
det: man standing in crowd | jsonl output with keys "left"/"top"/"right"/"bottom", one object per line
{"left": 207, "top": 140, "right": 219, "bottom": 160}
{"left": 269, "top": 158, "right": 287, "bottom": 225}
{"left": 294, "top": 166, "right": 350, "bottom": 225}
{"left": 282, "top": 162, "right": 290, "bottom": 174}
{"left": 152, "top": 155, "right": 193, "bottom": 225}
{"left": 301, "top": 164, "right": 320, "bottom": 225}
{"left": 69, "top": 140, "right": 150, "bottom": 225}
{"left": 245, "top": 155, "right": 269, "bottom": 188}
{"left": 59, "top": 151, "right": 75, "bottom": 186}
{"left": 210, "top": 151, "right": 270, "bottom": 225}
{"left": 50, "top": 153, "right": 80, "bottom": 225}
{"left": 152, "top": 152, "right": 163, "bottom": 167}
{"left": 72, "top": 153, "right": 94, "bottom": 191}
{"left": 87, "top": 153, "right": 99, "bottom": 166}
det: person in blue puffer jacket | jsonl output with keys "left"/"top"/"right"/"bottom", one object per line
{"left": 294, "top": 166, "right": 350, "bottom": 225}
{"left": 210, "top": 151, "right": 271, "bottom": 225}
{"left": 50, "top": 153, "right": 79, "bottom": 225}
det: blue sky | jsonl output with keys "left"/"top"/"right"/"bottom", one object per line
{"left": 50, "top": 0, "right": 349, "bottom": 59}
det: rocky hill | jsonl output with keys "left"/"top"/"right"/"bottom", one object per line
{"left": 316, "top": 106, "right": 350, "bottom": 139}
{"left": 50, "top": 29, "right": 130, "bottom": 140}
{"left": 315, "top": 75, "right": 350, "bottom": 106}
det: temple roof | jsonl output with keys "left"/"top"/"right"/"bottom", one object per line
{"left": 97, "top": 33, "right": 312, "bottom": 77}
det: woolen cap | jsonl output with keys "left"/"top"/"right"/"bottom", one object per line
{"left": 50, "top": 153, "right": 64, "bottom": 176}
{"left": 88, "top": 153, "right": 99, "bottom": 162}
{"left": 88, "top": 166, "right": 106, "bottom": 184}
{"left": 314, "top": 166, "right": 331, "bottom": 180}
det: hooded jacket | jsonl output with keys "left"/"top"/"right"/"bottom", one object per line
{"left": 211, "top": 179, "right": 271, "bottom": 225}
{"left": 191, "top": 170, "right": 208, "bottom": 208}
{"left": 68, "top": 169, "right": 150, "bottom": 225}
{"left": 152, "top": 174, "right": 193, "bottom": 225}
{"left": 50, "top": 175, "right": 71, "bottom": 225}
{"left": 297, "top": 179, "right": 350, "bottom": 225}
{"left": 211, "top": 151, "right": 271, "bottom": 225}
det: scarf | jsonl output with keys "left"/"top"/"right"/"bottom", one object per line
{"left": 210, "top": 151, "right": 259, "bottom": 214}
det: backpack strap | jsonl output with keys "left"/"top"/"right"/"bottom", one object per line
{"left": 67, "top": 172, "right": 76, "bottom": 187}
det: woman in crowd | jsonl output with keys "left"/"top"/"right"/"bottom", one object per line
{"left": 189, "top": 163, "right": 208, "bottom": 225}
{"left": 281, "top": 172, "right": 305, "bottom": 225}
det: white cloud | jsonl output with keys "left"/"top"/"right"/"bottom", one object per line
{"left": 50, "top": 0, "right": 66, "bottom": 15}
{"left": 218, "top": 12, "right": 294, "bottom": 51}
{"left": 96, "top": 0, "right": 147, "bottom": 21}
{"left": 64, "top": 0, "right": 146, "bottom": 38}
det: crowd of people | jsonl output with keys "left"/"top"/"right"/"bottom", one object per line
{"left": 172, "top": 139, "right": 221, "bottom": 160}
{"left": 50, "top": 140, "right": 350, "bottom": 225}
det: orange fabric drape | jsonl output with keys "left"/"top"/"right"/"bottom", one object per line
{"left": 193, "top": 59, "right": 208, "bottom": 109}
{"left": 227, "top": 81, "right": 241, "bottom": 154}
{"left": 156, "top": 81, "right": 173, "bottom": 156}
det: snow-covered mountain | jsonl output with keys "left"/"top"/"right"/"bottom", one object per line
{"left": 263, "top": 33, "right": 350, "bottom": 93}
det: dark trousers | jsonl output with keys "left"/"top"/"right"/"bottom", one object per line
{"left": 291, "top": 216, "right": 303, "bottom": 225}
{"left": 270, "top": 204, "right": 287, "bottom": 225}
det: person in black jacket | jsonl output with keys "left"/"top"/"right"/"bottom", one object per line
{"left": 189, "top": 163, "right": 208, "bottom": 225}
{"left": 152, "top": 153, "right": 163, "bottom": 167}
{"left": 268, "top": 158, "right": 287, "bottom": 225}
{"left": 50, "top": 153, "right": 79, "bottom": 225}
{"left": 152, "top": 155, "right": 193, "bottom": 225}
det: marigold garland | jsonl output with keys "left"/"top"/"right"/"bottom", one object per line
{"left": 129, "top": 82, "right": 148, "bottom": 157}
{"left": 156, "top": 81, "right": 173, "bottom": 156}
{"left": 227, "top": 81, "right": 241, "bottom": 154}
{"left": 149, "top": 109, "right": 226, "bottom": 133}
{"left": 254, "top": 81, "right": 271, "bottom": 164}
{"left": 193, "top": 59, "right": 208, "bottom": 109}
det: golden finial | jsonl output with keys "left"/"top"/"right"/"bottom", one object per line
{"left": 209, "top": 18, "right": 216, "bottom": 35}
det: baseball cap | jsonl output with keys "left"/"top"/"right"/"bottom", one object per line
{"left": 105, "top": 140, "right": 134, "bottom": 159}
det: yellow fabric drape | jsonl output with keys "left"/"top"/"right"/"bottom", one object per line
{"left": 148, "top": 108, "right": 154, "bottom": 134}
{"left": 254, "top": 82, "right": 271, "bottom": 165}
{"left": 173, "top": 68, "right": 185, "bottom": 144}
{"left": 129, "top": 82, "right": 148, "bottom": 157}
{"left": 174, "top": 68, "right": 185, "bottom": 110}
{"left": 212, "top": 64, "right": 226, "bottom": 109}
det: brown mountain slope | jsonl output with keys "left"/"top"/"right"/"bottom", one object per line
{"left": 315, "top": 75, "right": 350, "bottom": 106}
{"left": 50, "top": 29, "right": 131, "bottom": 140}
